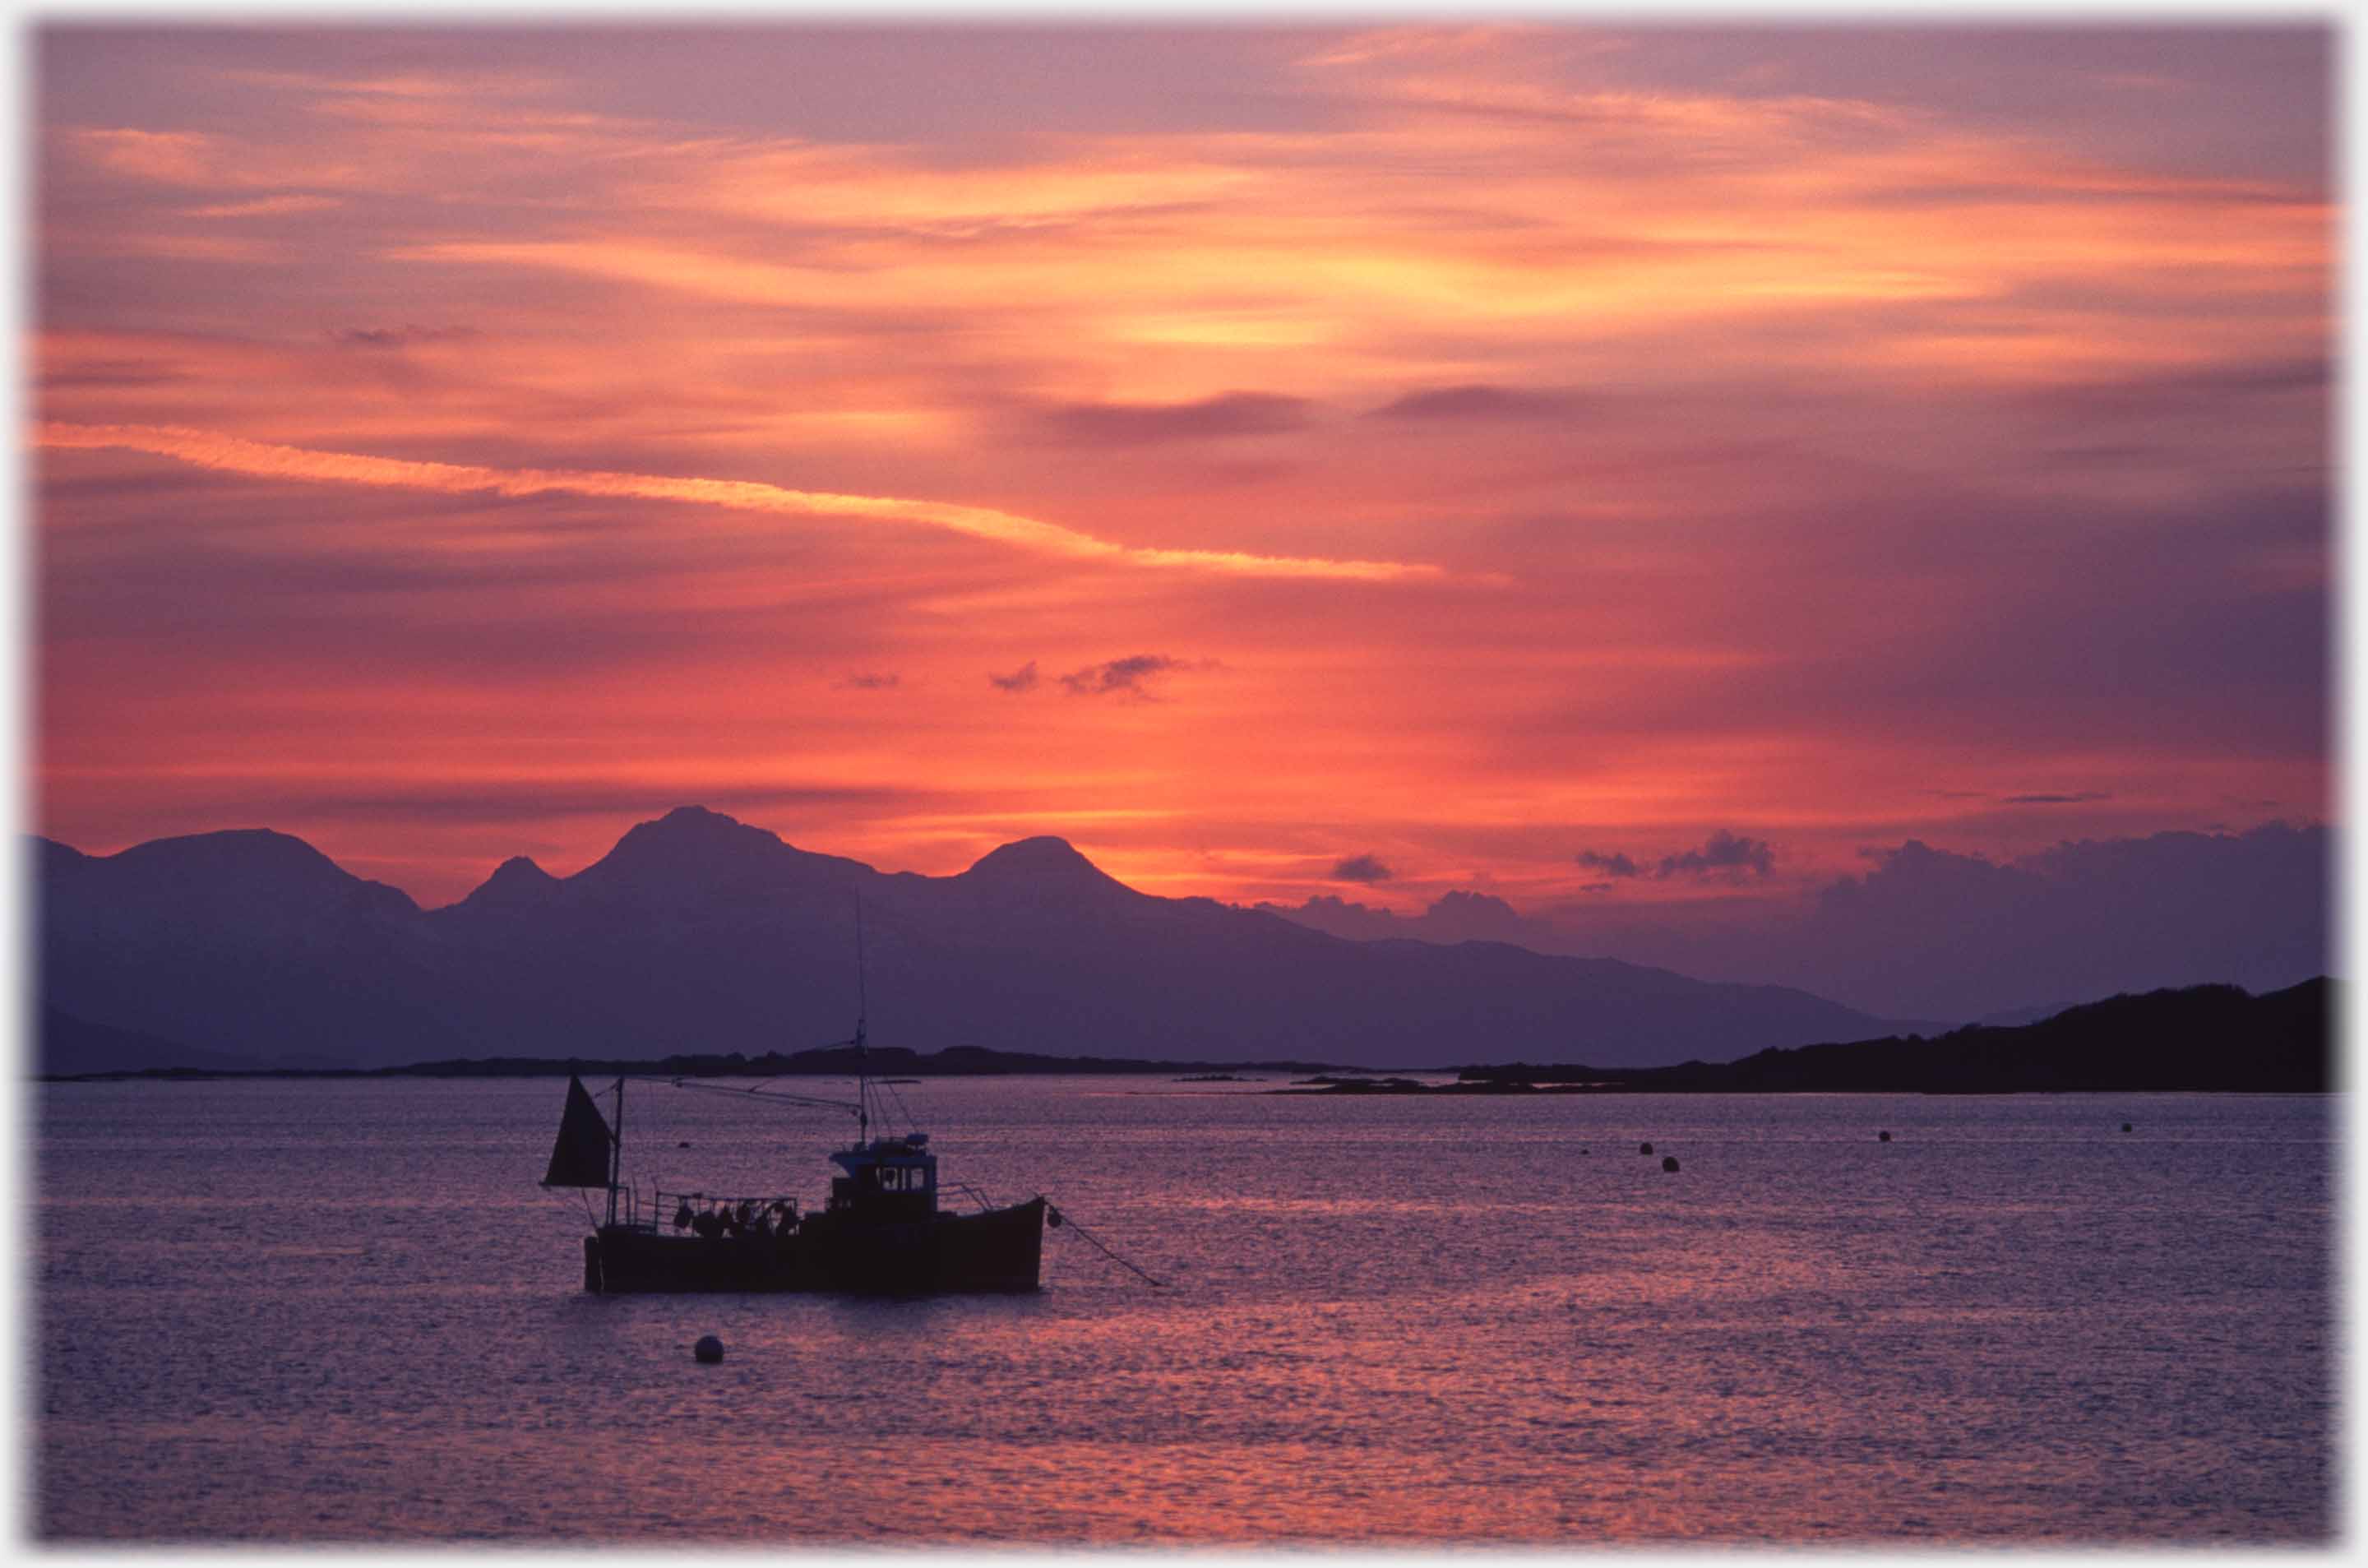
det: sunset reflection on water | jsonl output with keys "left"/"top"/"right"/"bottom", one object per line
{"left": 37, "top": 1078, "right": 2332, "bottom": 1543}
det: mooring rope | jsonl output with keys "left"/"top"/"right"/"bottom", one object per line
{"left": 1043, "top": 1198, "right": 1166, "bottom": 1288}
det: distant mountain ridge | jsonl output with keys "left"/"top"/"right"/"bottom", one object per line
{"left": 37, "top": 1006, "right": 271, "bottom": 1077}
{"left": 1263, "top": 824, "right": 2329, "bottom": 1024}
{"left": 40, "top": 806, "right": 1912, "bottom": 1072}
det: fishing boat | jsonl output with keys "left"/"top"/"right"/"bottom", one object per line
{"left": 542, "top": 1013, "right": 1047, "bottom": 1295}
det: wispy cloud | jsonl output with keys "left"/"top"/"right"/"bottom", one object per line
{"left": 1057, "top": 654, "right": 1208, "bottom": 698}
{"left": 1037, "top": 392, "right": 1315, "bottom": 446}
{"left": 333, "top": 324, "right": 479, "bottom": 349}
{"left": 73, "top": 125, "right": 362, "bottom": 191}
{"left": 35, "top": 423, "right": 1449, "bottom": 583}
{"left": 1370, "top": 383, "right": 1575, "bottom": 422}
{"left": 1575, "top": 832, "right": 1775, "bottom": 882}
{"left": 180, "top": 194, "right": 348, "bottom": 219}
{"left": 1656, "top": 830, "right": 1776, "bottom": 880}
{"left": 1331, "top": 853, "right": 1394, "bottom": 883}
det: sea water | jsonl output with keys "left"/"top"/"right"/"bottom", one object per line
{"left": 32, "top": 1077, "right": 2337, "bottom": 1543}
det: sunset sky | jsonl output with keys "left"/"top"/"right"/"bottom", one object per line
{"left": 33, "top": 23, "right": 2331, "bottom": 955}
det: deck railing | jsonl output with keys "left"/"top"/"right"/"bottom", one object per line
{"left": 943, "top": 1181, "right": 999, "bottom": 1214}
{"left": 644, "top": 1186, "right": 803, "bottom": 1236}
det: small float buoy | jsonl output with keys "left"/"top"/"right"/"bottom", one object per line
{"left": 678, "top": 1140, "right": 691, "bottom": 1149}
{"left": 1048, "top": 1207, "right": 1064, "bottom": 1229}
{"left": 1661, "top": 1155, "right": 1680, "bottom": 1173}
{"left": 2121, "top": 1123, "right": 2133, "bottom": 1133}
{"left": 1878, "top": 1131, "right": 1892, "bottom": 1143}
{"left": 1639, "top": 1141, "right": 1653, "bottom": 1155}
{"left": 693, "top": 1335, "right": 724, "bottom": 1365}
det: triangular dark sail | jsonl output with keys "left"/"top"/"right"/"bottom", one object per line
{"left": 543, "top": 1074, "right": 614, "bottom": 1188}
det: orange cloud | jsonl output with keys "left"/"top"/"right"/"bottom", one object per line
{"left": 70, "top": 127, "right": 222, "bottom": 184}
{"left": 71, "top": 126, "right": 363, "bottom": 191}
{"left": 33, "top": 421, "right": 1448, "bottom": 583}
{"left": 179, "top": 195, "right": 349, "bottom": 219}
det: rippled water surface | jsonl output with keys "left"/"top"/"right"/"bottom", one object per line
{"left": 35, "top": 1078, "right": 2337, "bottom": 1543}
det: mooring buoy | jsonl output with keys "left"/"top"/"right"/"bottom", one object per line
{"left": 1639, "top": 1141, "right": 1653, "bottom": 1155}
{"left": 1879, "top": 1131, "right": 1892, "bottom": 1143}
{"left": 694, "top": 1335, "right": 724, "bottom": 1365}
{"left": 2121, "top": 1123, "right": 2133, "bottom": 1133}
{"left": 1661, "top": 1155, "right": 1680, "bottom": 1173}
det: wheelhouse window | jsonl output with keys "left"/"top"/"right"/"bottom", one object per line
{"left": 862, "top": 1163, "right": 932, "bottom": 1193}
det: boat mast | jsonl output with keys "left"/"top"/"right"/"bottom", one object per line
{"left": 853, "top": 890, "right": 870, "bottom": 1145}
{"left": 608, "top": 1076, "right": 625, "bottom": 1228}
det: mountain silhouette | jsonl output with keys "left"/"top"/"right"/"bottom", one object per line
{"left": 38, "top": 1005, "right": 272, "bottom": 1076}
{"left": 961, "top": 835, "right": 1121, "bottom": 886}
{"left": 39, "top": 806, "right": 1905, "bottom": 1071}
{"left": 455, "top": 855, "right": 560, "bottom": 913}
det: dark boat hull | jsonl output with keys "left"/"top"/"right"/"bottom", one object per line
{"left": 584, "top": 1196, "right": 1046, "bottom": 1294}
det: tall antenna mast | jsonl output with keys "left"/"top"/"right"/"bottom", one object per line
{"left": 853, "top": 889, "right": 869, "bottom": 1145}
{"left": 855, "top": 890, "right": 869, "bottom": 1038}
